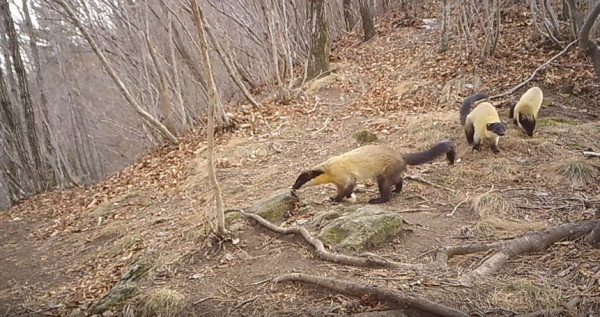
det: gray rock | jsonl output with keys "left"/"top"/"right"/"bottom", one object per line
{"left": 318, "top": 205, "right": 404, "bottom": 251}
{"left": 247, "top": 189, "right": 296, "bottom": 222}
{"left": 91, "top": 283, "right": 137, "bottom": 314}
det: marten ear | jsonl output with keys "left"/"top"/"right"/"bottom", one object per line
{"left": 292, "top": 170, "right": 324, "bottom": 190}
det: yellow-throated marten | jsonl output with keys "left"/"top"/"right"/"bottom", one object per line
{"left": 292, "top": 141, "right": 455, "bottom": 204}
{"left": 460, "top": 93, "right": 507, "bottom": 154}
{"left": 509, "top": 87, "right": 543, "bottom": 137}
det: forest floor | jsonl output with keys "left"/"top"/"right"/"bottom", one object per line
{"left": 1, "top": 4, "right": 600, "bottom": 317}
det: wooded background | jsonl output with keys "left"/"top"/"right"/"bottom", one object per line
{"left": 0, "top": 0, "right": 599, "bottom": 210}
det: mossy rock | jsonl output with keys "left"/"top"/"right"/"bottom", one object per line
{"left": 91, "top": 283, "right": 137, "bottom": 314}
{"left": 247, "top": 189, "right": 296, "bottom": 223}
{"left": 354, "top": 130, "right": 378, "bottom": 144}
{"left": 318, "top": 206, "right": 404, "bottom": 251}
{"left": 120, "top": 251, "right": 157, "bottom": 283}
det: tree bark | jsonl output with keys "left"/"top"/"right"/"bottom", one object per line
{"left": 53, "top": 0, "right": 179, "bottom": 145}
{"left": 343, "top": 0, "right": 355, "bottom": 31}
{"left": 190, "top": 0, "right": 226, "bottom": 236}
{"left": 1, "top": 0, "right": 44, "bottom": 189}
{"left": 307, "top": 0, "right": 330, "bottom": 81}
{"left": 22, "top": 0, "right": 63, "bottom": 184}
{"left": 145, "top": 33, "right": 179, "bottom": 137}
{"left": 358, "top": 0, "right": 376, "bottom": 41}
{"left": 167, "top": 10, "right": 188, "bottom": 133}
{"left": 579, "top": 0, "right": 600, "bottom": 81}
{"left": 438, "top": 0, "right": 450, "bottom": 53}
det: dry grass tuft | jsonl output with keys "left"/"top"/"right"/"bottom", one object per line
{"left": 552, "top": 160, "right": 598, "bottom": 189}
{"left": 471, "top": 191, "right": 514, "bottom": 219}
{"left": 142, "top": 289, "right": 186, "bottom": 317}
{"left": 490, "top": 279, "right": 561, "bottom": 313}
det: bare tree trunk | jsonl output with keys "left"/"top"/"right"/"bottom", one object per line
{"left": 343, "top": 0, "right": 355, "bottom": 31}
{"left": 567, "top": 0, "right": 585, "bottom": 38}
{"left": 1, "top": 0, "right": 44, "bottom": 189}
{"left": 587, "top": 223, "right": 600, "bottom": 248}
{"left": 190, "top": 0, "right": 226, "bottom": 236}
{"left": 259, "top": 0, "right": 287, "bottom": 99}
{"left": 145, "top": 33, "right": 179, "bottom": 137}
{"left": 53, "top": 0, "right": 179, "bottom": 145}
{"left": 167, "top": 10, "right": 188, "bottom": 133}
{"left": 579, "top": 1, "right": 600, "bottom": 80}
{"left": 0, "top": 65, "right": 28, "bottom": 199}
{"left": 307, "top": 0, "right": 329, "bottom": 81}
{"left": 439, "top": 0, "right": 450, "bottom": 53}
{"left": 358, "top": 0, "right": 376, "bottom": 41}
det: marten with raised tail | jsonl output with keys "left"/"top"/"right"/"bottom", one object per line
{"left": 292, "top": 141, "right": 455, "bottom": 204}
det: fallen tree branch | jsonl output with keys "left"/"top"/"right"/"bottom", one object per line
{"left": 229, "top": 209, "right": 429, "bottom": 270}
{"left": 405, "top": 175, "right": 456, "bottom": 193}
{"left": 454, "top": 219, "right": 600, "bottom": 285}
{"left": 489, "top": 39, "right": 578, "bottom": 100}
{"left": 276, "top": 273, "right": 469, "bottom": 317}
{"left": 515, "top": 309, "right": 564, "bottom": 317}
{"left": 583, "top": 151, "right": 600, "bottom": 157}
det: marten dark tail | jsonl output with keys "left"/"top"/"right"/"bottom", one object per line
{"left": 403, "top": 140, "right": 456, "bottom": 166}
{"left": 460, "top": 92, "right": 490, "bottom": 126}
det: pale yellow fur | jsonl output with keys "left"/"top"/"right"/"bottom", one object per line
{"left": 466, "top": 102, "right": 502, "bottom": 146}
{"left": 514, "top": 87, "right": 543, "bottom": 129}
{"left": 306, "top": 145, "right": 403, "bottom": 188}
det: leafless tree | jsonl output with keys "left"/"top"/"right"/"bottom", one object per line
{"left": 359, "top": 0, "right": 376, "bottom": 41}
{"left": 190, "top": 0, "right": 226, "bottom": 236}
{"left": 439, "top": 0, "right": 450, "bottom": 53}
{"left": 308, "top": 0, "right": 330, "bottom": 80}
{"left": 343, "top": 0, "right": 355, "bottom": 31}
{"left": 579, "top": 0, "right": 600, "bottom": 80}
{"left": 52, "top": 0, "right": 179, "bottom": 145}
{"left": 1, "top": 0, "right": 45, "bottom": 189}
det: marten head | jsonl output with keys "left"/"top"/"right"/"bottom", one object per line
{"left": 518, "top": 114, "right": 536, "bottom": 137}
{"left": 292, "top": 170, "right": 325, "bottom": 190}
{"left": 486, "top": 122, "right": 507, "bottom": 136}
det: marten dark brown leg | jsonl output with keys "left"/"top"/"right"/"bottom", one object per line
{"left": 472, "top": 142, "right": 482, "bottom": 152}
{"left": 464, "top": 122, "right": 475, "bottom": 145}
{"left": 330, "top": 182, "right": 356, "bottom": 202}
{"left": 393, "top": 178, "right": 403, "bottom": 193}
{"left": 369, "top": 175, "right": 393, "bottom": 204}
{"left": 344, "top": 182, "right": 356, "bottom": 198}
{"left": 330, "top": 183, "right": 346, "bottom": 202}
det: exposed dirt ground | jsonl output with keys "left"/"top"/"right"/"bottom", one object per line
{"left": 1, "top": 4, "right": 600, "bottom": 317}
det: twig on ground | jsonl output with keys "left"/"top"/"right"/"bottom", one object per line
{"left": 311, "top": 118, "right": 330, "bottom": 136}
{"left": 405, "top": 175, "right": 456, "bottom": 193}
{"left": 448, "top": 196, "right": 469, "bottom": 217}
{"left": 398, "top": 208, "right": 434, "bottom": 213}
{"left": 20, "top": 304, "right": 63, "bottom": 317}
{"left": 234, "top": 296, "right": 258, "bottom": 309}
{"left": 250, "top": 278, "right": 272, "bottom": 286}
{"left": 276, "top": 273, "right": 469, "bottom": 317}
{"left": 193, "top": 297, "right": 214, "bottom": 305}
{"left": 489, "top": 39, "right": 578, "bottom": 100}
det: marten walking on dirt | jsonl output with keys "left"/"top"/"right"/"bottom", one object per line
{"left": 292, "top": 141, "right": 456, "bottom": 204}
{"left": 460, "top": 93, "right": 507, "bottom": 154}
